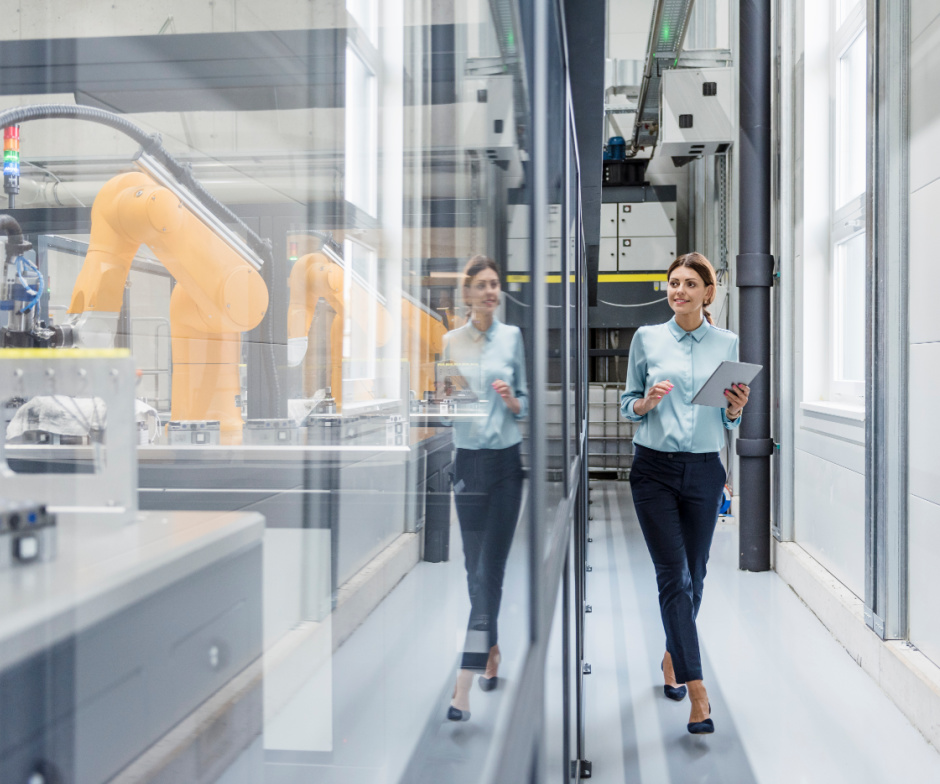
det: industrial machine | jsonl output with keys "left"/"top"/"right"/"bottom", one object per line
{"left": 0, "top": 108, "right": 447, "bottom": 442}
{"left": 2, "top": 160, "right": 269, "bottom": 440}
{"left": 288, "top": 243, "right": 447, "bottom": 410}
{"left": 65, "top": 157, "right": 269, "bottom": 437}
{"left": 660, "top": 67, "right": 735, "bottom": 161}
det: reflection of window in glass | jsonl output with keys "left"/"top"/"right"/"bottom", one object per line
{"left": 837, "top": 0, "right": 862, "bottom": 27}
{"left": 835, "top": 232, "right": 865, "bottom": 384}
{"left": 345, "top": 45, "right": 377, "bottom": 216}
{"left": 347, "top": 0, "right": 377, "bottom": 43}
{"left": 342, "top": 240, "right": 378, "bottom": 398}
{"left": 837, "top": 30, "right": 866, "bottom": 206}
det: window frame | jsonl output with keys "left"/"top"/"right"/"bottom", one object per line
{"left": 345, "top": 24, "right": 380, "bottom": 218}
{"left": 829, "top": 0, "right": 867, "bottom": 403}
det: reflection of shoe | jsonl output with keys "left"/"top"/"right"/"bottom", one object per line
{"left": 449, "top": 669, "right": 474, "bottom": 721}
{"left": 479, "top": 645, "right": 501, "bottom": 692}
{"left": 661, "top": 657, "right": 686, "bottom": 701}
{"left": 447, "top": 706, "right": 471, "bottom": 722}
{"left": 478, "top": 675, "right": 498, "bottom": 691}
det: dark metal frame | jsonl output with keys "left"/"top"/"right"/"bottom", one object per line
{"left": 491, "top": 1, "right": 590, "bottom": 781}
{"left": 736, "top": 0, "right": 775, "bottom": 572}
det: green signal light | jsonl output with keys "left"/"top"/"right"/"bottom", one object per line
{"left": 508, "top": 31, "right": 515, "bottom": 46}
{"left": 662, "top": 24, "right": 670, "bottom": 42}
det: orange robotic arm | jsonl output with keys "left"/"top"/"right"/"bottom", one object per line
{"left": 67, "top": 169, "right": 268, "bottom": 435}
{"left": 287, "top": 250, "right": 445, "bottom": 405}
{"left": 287, "top": 250, "right": 395, "bottom": 406}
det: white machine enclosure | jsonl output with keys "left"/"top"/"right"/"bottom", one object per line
{"left": 0, "top": 351, "right": 138, "bottom": 520}
{"left": 660, "top": 67, "right": 735, "bottom": 158}
{"left": 460, "top": 73, "right": 524, "bottom": 185}
{"left": 599, "top": 200, "right": 676, "bottom": 272}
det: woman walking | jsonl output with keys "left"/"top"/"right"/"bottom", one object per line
{"left": 444, "top": 255, "right": 528, "bottom": 722}
{"left": 620, "top": 252, "right": 750, "bottom": 734}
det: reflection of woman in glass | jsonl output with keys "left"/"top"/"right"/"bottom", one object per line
{"left": 444, "top": 255, "right": 528, "bottom": 722}
{"left": 621, "top": 253, "right": 750, "bottom": 735}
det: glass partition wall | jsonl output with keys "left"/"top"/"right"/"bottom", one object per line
{"left": 0, "top": 1, "right": 586, "bottom": 782}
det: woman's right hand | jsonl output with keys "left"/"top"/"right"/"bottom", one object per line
{"left": 634, "top": 380, "right": 674, "bottom": 416}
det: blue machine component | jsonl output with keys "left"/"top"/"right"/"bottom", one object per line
{"left": 604, "top": 136, "right": 627, "bottom": 161}
{"left": 720, "top": 485, "right": 732, "bottom": 515}
{"left": 14, "top": 255, "right": 44, "bottom": 311}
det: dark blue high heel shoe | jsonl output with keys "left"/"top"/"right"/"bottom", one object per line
{"left": 447, "top": 705, "right": 471, "bottom": 722}
{"left": 687, "top": 702, "right": 714, "bottom": 734}
{"left": 661, "top": 660, "right": 687, "bottom": 701}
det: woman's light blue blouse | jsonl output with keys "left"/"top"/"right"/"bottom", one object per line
{"left": 442, "top": 318, "right": 528, "bottom": 450}
{"left": 620, "top": 317, "right": 742, "bottom": 454}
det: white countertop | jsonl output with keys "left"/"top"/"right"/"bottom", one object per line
{"left": 0, "top": 509, "right": 264, "bottom": 672}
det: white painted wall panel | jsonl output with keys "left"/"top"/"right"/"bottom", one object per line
{"left": 909, "top": 495, "right": 940, "bottom": 668}
{"left": 793, "top": 448, "right": 866, "bottom": 598}
{"left": 912, "top": 0, "right": 940, "bottom": 43}
{"left": 909, "top": 343, "right": 940, "bottom": 506}
{"left": 909, "top": 179, "right": 940, "bottom": 344}
{"left": 909, "top": 13, "right": 940, "bottom": 194}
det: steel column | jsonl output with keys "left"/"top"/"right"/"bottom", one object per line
{"left": 736, "top": 0, "right": 774, "bottom": 571}
{"left": 864, "top": 0, "right": 909, "bottom": 640}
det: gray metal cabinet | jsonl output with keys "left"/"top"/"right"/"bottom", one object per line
{"left": 0, "top": 540, "right": 262, "bottom": 784}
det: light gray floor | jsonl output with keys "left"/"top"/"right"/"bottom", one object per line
{"left": 260, "top": 498, "right": 532, "bottom": 784}
{"left": 584, "top": 481, "right": 940, "bottom": 784}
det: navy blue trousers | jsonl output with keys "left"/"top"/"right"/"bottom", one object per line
{"left": 629, "top": 444, "right": 726, "bottom": 684}
{"left": 452, "top": 443, "right": 523, "bottom": 670}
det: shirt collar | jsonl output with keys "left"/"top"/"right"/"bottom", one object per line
{"left": 667, "top": 315, "right": 710, "bottom": 343}
{"left": 468, "top": 317, "right": 499, "bottom": 342}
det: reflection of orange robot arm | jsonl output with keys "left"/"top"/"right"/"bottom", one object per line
{"left": 401, "top": 295, "right": 446, "bottom": 398}
{"left": 287, "top": 251, "right": 445, "bottom": 405}
{"left": 287, "top": 251, "right": 394, "bottom": 406}
{"left": 67, "top": 170, "right": 268, "bottom": 436}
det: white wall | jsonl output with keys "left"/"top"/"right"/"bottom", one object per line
{"left": 907, "top": 0, "right": 940, "bottom": 669}
{"left": 606, "top": 0, "right": 655, "bottom": 60}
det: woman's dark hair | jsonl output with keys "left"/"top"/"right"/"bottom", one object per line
{"left": 667, "top": 252, "right": 718, "bottom": 325}
{"left": 461, "top": 255, "right": 501, "bottom": 306}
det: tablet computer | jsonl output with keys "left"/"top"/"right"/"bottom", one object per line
{"left": 691, "top": 360, "right": 763, "bottom": 408}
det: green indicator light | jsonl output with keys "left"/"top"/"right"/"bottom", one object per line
{"left": 3, "top": 151, "right": 18, "bottom": 162}
{"left": 289, "top": 256, "right": 298, "bottom": 262}
{"left": 662, "top": 24, "right": 670, "bottom": 42}
{"left": 508, "top": 31, "right": 515, "bottom": 47}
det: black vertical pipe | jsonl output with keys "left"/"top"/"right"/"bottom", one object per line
{"left": 737, "top": 0, "right": 775, "bottom": 572}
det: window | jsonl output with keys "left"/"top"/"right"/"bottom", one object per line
{"left": 346, "top": 0, "right": 377, "bottom": 44}
{"left": 830, "top": 1, "right": 866, "bottom": 403}
{"left": 345, "top": 44, "right": 378, "bottom": 216}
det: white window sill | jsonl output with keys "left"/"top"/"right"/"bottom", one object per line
{"left": 798, "top": 401, "right": 865, "bottom": 447}
{"left": 800, "top": 401, "right": 865, "bottom": 422}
